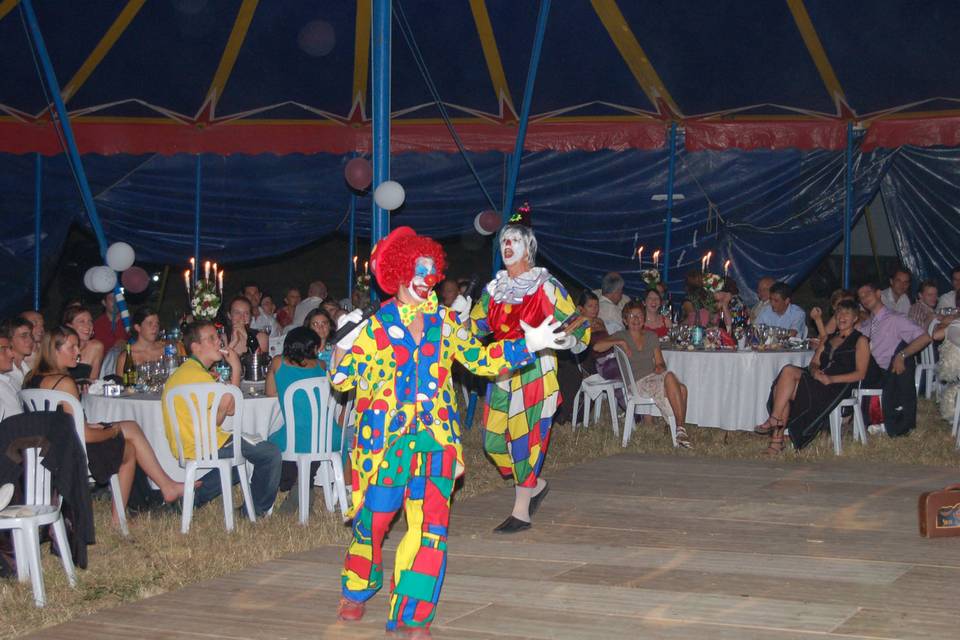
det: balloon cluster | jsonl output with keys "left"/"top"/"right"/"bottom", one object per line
{"left": 83, "top": 242, "right": 149, "bottom": 294}
{"left": 343, "top": 157, "right": 406, "bottom": 211}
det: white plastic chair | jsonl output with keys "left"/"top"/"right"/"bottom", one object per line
{"left": 914, "top": 342, "right": 938, "bottom": 400}
{"left": 268, "top": 335, "right": 285, "bottom": 358}
{"left": 19, "top": 389, "right": 128, "bottom": 536}
{"left": 0, "top": 446, "right": 78, "bottom": 606}
{"left": 164, "top": 383, "right": 255, "bottom": 533}
{"left": 571, "top": 374, "right": 622, "bottom": 435}
{"left": 852, "top": 384, "right": 883, "bottom": 438}
{"left": 280, "top": 377, "right": 348, "bottom": 524}
{"left": 613, "top": 347, "right": 678, "bottom": 448}
{"left": 951, "top": 395, "right": 960, "bottom": 449}
{"left": 826, "top": 391, "right": 868, "bottom": 455}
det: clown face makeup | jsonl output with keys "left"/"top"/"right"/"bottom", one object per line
{"left": 406, "top": 256, "right": 438, "bottom": 302}
{"left": 500, "top": 228, "right": 527, "bottom": 267}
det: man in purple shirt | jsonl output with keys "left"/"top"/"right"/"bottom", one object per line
{"left": 857, "top": 281, "right": 931, "bottom": 437}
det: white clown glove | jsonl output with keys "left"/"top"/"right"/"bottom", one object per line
{"left": 449, "top": 294, "right": 472, "bottom": 323}
{"left": 335, "top": 309, "right": 367, "bottom": 351}
{"left": 521, "top": 317, "right": 572, "bottom": 353}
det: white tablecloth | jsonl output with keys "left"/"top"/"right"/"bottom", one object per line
{"left": 82, "top": 387, "right": 281, "bottom": 482}
{"left": 661, "top": 348, "right": 814, "bottom": 431}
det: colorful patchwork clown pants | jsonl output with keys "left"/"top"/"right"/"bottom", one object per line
{"left": 342, "top": 430, "right": 456, "bottom": 630}
{"left": 483, "top": 358, "right": 558, "bottom": 488}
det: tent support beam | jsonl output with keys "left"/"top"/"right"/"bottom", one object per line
{"left": 663, "top": 122, "right": 678, "bottom": 284}
{"left": 20, "top": 0, "right": 132, "bottom": 334}
{"left": 194, "top": 154, "right": 202, "bottom": 285}
{"left": 843, "top": 121, "right": 853, "bottom": 289}
{"left": 33, "top": 153, "right": 41, "bottom": 311}
{"left": 347, "top": 193, "right": 356, "bottom": 299}
{"left": 371, "top": 0, "right": 391, "bottom": 247}
{"left": 494, "top": 0, "right": 551, "bottom": 273}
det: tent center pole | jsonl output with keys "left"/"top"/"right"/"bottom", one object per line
{"left": 33, "top": 153, "right": 42, "bottom": 311}
{"left": 843, "top": 122, "right": 854, "bottom": 289}
{"left": 663, "top": 122, "right": 678, "bottom": 285}
{"left": 371, "top": 0, "right": 391, "bottom": 248}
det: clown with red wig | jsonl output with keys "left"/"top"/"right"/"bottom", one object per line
{"left": 469, "top": 206, "right": 591, "bottom": 534}
{"left": 330, "top": 226, "right": 571, "bottom": 633}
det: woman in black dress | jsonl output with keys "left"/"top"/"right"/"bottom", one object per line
{"left": 754, "top": 300, "right": 872, "bottom": 454}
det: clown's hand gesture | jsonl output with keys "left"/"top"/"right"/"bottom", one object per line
{"left": 335, "top": 309, "right": 367, "bottom": 351}
{"left": 521, "top": 317, "right": 574, "bottom": 353}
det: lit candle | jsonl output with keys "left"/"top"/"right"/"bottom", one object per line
{"left": 364, "top": 260, "right": 369, "bottom": 275}
{"left": 218, "top": 270, "right": 224, "bottom": 295}
{"left": 723, "top": 259, "right": 731, "bottom": 277}
{"left": 701, "top": 254, "right": 707, "bottom": 273}
{"left": 204, "top": 260, "right": 210, "bottom": 282}
{"left": 189, "top": 257, "right": 196, "bottom": 284}
{"left": 353, "top": 256, "right": 358, "bottom": 272}
{"left": 652, "top": 249, "right": 661, "bottom": 269}
{"left": 705, "top": 251, "right": 713, "bottom": 272}
{"left": 212, "top": 262, "right": 218, "bottom": 278}
{"left": 183, "top": 269, "right": 191, "bottom": 295}
{"left": 637, "top": 245, "right": 644, "bottom": 267}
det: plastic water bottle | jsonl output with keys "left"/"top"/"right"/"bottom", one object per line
{"left": 163, "top": 332, "right": 178, "bottom": 376}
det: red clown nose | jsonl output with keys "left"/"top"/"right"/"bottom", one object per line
{"left": 424, "top": 274, "right": 439, "bottom": 287}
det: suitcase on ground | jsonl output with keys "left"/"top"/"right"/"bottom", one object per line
{"left": 918, "top": 484, "right": 960, "bottom": 538}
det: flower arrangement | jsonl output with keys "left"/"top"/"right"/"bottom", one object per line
{"left": 640, "top": 268, "right": 661, "bottom": 287}
{"left": 702, "top": 272, "right": 725, "bottom": 294}
{"left": 191, "top": 279, "right": 221, "bottom": 320}
{"left": 355, "top": 272, "right": 372, "bottom": 292}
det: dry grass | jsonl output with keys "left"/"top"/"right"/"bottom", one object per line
{"left": 2, "top": 398, "right": 958, "bottom": 637}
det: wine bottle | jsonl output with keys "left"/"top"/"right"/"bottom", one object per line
{"left": 122, "top": 343, "right": 137, "bottom": 387}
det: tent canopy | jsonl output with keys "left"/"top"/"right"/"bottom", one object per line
{"left": 2, "top": 1, "right": 960, "bottom": 316}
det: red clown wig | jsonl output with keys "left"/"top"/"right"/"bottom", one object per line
{"left": 370, "top": 226, "right": 447, "bottom": 295}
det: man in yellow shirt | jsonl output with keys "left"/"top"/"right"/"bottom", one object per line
{"left": 161, "top": 320, "right": 281, "bottom": 516}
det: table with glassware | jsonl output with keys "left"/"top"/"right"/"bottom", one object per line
{"left": 82, "top": 381, "right": 282, "bottom": 482}
{"left": 659, "top": 324, "right": 814, "bottom": 431}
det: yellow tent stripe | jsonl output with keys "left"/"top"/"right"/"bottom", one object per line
{"left": 590, "top": 0, "right": 680, "bottom": 116}
{"left": 61, "top": 0, "right": 146, "bottom": 104}
{"left": 786, "top": 0, "right": 847, "bottom": 111}
{"left": 203, "top": 0, "right": 259, "bottom": 113}
{"left": 352, "top": 0, "right": 371, "bottom": 109}
{"left": 0, "top": 0, "right": 19, "bottom": 23}
{"left": 468, "top": 0, "right": 515, "bottom": 116}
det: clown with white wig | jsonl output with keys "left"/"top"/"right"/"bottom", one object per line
{"left": 469, "top": 203, "right": 591, "bottom": 533}
{"left": 330, "top": 225, "right": 573, "bottom": 633}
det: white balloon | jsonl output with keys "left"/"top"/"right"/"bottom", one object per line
{"left": 90, "top": 266, "right": 117, "bottom": 293}
{"left": 373, "top": 180, "right": 406, "bottom": 211}
{"left": 83, "top": 267, "right": 97, "bottom": 292}
{"left": 106, "top": 242, "right": 136, "bottom": 272}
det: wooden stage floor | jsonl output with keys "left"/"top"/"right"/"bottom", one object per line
{"left": 29, "top": 454, "right": 960, "bottom": 639}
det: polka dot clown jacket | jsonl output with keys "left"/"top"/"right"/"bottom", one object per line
{"left": 331, "top": 298, "right": 534, "bottom": 517}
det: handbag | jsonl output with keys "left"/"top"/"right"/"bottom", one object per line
{"left": 918, "top": 484, "right": 960, "bottom": 538}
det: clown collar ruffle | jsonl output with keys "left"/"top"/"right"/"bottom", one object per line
{"left": 488, "top": 267, "right": 551, "bottom": 304}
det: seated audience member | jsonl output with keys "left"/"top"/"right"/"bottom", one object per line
{"left": 880, "top": 266, "right": 912, "bottom": 315}
{"left": 909, "top": 279, "right": 950, "bottom": 331}
{"left": 594, "top": 301, "right": 691, "bottom": 447}
{"left": 0, "top": 333, "right": 22, "bottom": 418}
{"left": 321, "top": 299, "right": 344, "bottom": 324}
{"left": 577, "top": 290, "right": 608, "bottom": 376}
{"left": 937, "top": 266, "right": 960, "bottom": 311}
{"left": 63, "top": 304, "right": 105, "bottom": 380}
{"left": 755, "top": 282, "right": 808, "bottom": 338}
{"left": 857, "top": 281, "right": 932, "bottom": 436}
{"left": 243, "top": 282, "right": 280, "bottom": 336}
{"left": 92, "top": 292, "right": 129, "bottom": 351}
{"left": 594, "top": 272, "right": 630, "bottom": 333}
{"left": 642, "top": 289, "right": 672, "bottom": 338}
{"left": 303, "top": 308, "right": 335, "bottom": 370}
{"left": 756, "top": 300, "right": 872, "bottom": 454}
{"left": 265, "top": 327, "right": 344, "bottom": 513}
{"left": 292, "top": 280, "right": 327, "bottom": 327}
{"left": 276, "top": 287, "right": 301, "bottom": 329}
{"left": 224, "top": 295, "right": 269, "bottom": 355}
{"left": 933, "top": 318, "right": 960, "bottom": 420}
{"left": 681, "top": 270, "right": 712, "bottom": 327}
{"left": 810, "top": 289, "right": 857, "bottom": 340}
{"left": 712, "top": 278, "right": 746, "bottom": 336}
{"left": 115, "top": 307, "right": 163, "bottom": 376}
{"left": 161, "top": 321, "right": 281, "bottom": 516}
{"left": 19, "top": 309, "right": 45, "bottom": 368}
{"left": 438, "top": 278, "right": 460, "bottom": 307}
{"left": 28, "top": 326, "right": 189, "bottom": 523}
{"left": 1, "top": 317, "right": 35, "bottom": 389}
{"left": 260, "top": 293, "right": 278, "bottom": 325}
{"left": 750, "top": 276, "right": 775, "bottom": 322}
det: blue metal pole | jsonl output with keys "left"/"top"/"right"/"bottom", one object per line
{"left": 347, "top": 193, "right": 356, "bottom": 300}
{"left": 663, "top": 122, "right": 678, "bottom": 284}
{"left": 194, "top": 154, "right": 202, "bottom": 286}
{"left": 843, "top": 122, "right": 854, "bottom": 289}
{"left": 33, "top": 153, "right": 42, "bottom": 311}
{"left": 493, "top": 0, "right": 551, "bottom": 273}
{"left": 371, "top": 0, "right": 391, "bottom": 246}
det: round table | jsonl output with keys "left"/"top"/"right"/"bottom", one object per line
{"left": 82, "top": 385, "right": 281, "bottom": 482}
{"left": 661, "top": 348, "right": 814, "bottom": 431}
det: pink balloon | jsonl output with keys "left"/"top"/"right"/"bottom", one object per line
{"left": 474, "top": 209, "right": 500, "bottom": 236}
{"left": 344, "top": 157, "right": 372, "bottom": 191}
{"left": 121, "top": 266, "right": 150, "bottom": 294}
